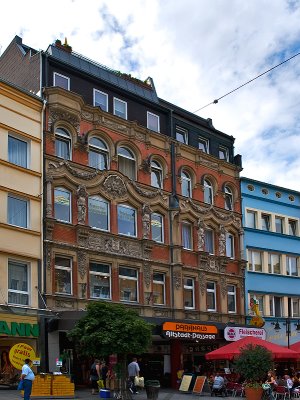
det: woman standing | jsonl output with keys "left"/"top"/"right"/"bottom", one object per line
{"left": 90, "top": 359, "right": 100, "bottom": 395}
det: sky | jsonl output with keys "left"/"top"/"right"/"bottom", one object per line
{"left": 1, "top": 0, "right": 300, "bottom": 190}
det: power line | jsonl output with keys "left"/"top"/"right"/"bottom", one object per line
{"left": 194, "top": 50, "right": 300, "bottom": 113}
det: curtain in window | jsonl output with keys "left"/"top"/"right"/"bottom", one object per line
{"left": 205, "top": 230, "right": 213, "bottom": 253}
{"left": 119, "top": 157, "right": 135, "bottom": 180}
{"left": 182, "top": 224, "right": 191, "bottom": 249}
{"left": 8, "top": 196, "right": 27, "bottom": 228}
{"left": 8, "top": 136, "right": 27, "bottom": 167}
{"left": 55, "top": 139, "right": 70, "bottom": 160}
{"left": 89, "top": 150, "right": 107, "bottom": 170}
{"left": 8, "top": 261, "right": 28, "bottom": 305}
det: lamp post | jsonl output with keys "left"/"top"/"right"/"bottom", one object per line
{"left": 272, "top": 318, "right": 300, "bottom": 348}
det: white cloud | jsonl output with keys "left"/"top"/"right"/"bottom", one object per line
{"left": 1, "top": 0, "right": 300, "bottom": 190}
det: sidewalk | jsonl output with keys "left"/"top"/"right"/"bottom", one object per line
{"left": 0, "top": 387, "right": 236, "bottom": 400}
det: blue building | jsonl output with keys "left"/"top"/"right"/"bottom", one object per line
{"left": 241, "top": 178, "right": 300, "bottom": 347}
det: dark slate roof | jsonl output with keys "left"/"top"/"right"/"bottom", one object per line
{"left": 46, "top": 45, "right": 159, "bottom": 103}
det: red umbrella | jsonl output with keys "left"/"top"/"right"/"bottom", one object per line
{"left": 205, "top": 336, "right": 299, "bottom": 361}
{"left": 290, "top": 341, "right": 300, "bottom": 354}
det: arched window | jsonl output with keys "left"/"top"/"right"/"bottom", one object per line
{"left": 54, "top": 187, "right": 71, "bottom": 222}
{"left": 118, "top": 147, "right": 136, "bottom": 180}
{"left": 89, "top": 137, "right": 109, "bottom": 170}
{"left": 224, "top": 186, "right": 233, "bottom": 210}
{"left": 55, "top": 128, "right": 71, "bottom": 160}
{"left": 204, "top": 179, "right": 213, "bottom": 204}
{"left": 151, "top": 160, "right": 163, "bottom": 189}
{"left": 181, "top": 170, "right": 192, "bottom": 197}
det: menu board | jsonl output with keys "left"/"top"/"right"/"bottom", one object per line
{"left": 192, "top": 376, "right": 207, "bottom": 395}
{"left": 179, "top": 374, "right": 193, "bottom": 392}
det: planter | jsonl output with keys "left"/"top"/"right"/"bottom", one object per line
{"left": 245, "top": 386, "right": 263, "bottom": 400}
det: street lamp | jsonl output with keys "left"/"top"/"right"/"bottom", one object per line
{"left": 272, "top": 318, "right": 300, "bottom": 348}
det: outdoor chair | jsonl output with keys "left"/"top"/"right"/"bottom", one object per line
{"left": 232, "top": 383, "right": 245, "bottom": 397}
{"left": 274, "top": 385, "right": 290, "bottom": 400}
{"left": 226, "top": 382, "right": 236, "bottom": 396}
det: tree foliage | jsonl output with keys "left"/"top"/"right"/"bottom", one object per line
{"left": 234, "top": 344, "right": 273, "bottom": 384}
{"left": 67, "top": 301, "right": 153, "bottom": 357}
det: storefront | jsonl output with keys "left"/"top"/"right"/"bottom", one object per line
{"left": 0, "top": 312, "right": 39, "bottom": 387}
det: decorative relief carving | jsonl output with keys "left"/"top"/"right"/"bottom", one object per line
{"left": 46, "top": 245, "right": 52, "bottom": 271}
{"left": 81, "top": 110, "right": 94, "bottom": 121}
{"left": 140, "top": 157, "right": 151, "bottom": 173}
{"left": 197, "top": 219, "right": 206, "bottom": 251}
{"left": 220, "top": 275, "right": 227, "bottom": 297}
{"left": 143, "top": 263, "right": 151, "bottom": 288}
{"left": 198, "top": 271, "right": 206, "bottom": 295}
{"left": 76, "top": 185, "right": 87, "bottom": 225}
{"left": 173, "top": 271, "right": 182, "bottom": 290}
{"left": 199, "top": 255, "right": 228, "bottom": 273}
{"left": 142, "top": 204, "right": 152, "bottom": 239}
{"left": 219, "top": 225, "right": 226, "bottom": 256}
{"left": 185, "top": 312, "right": 198, "bottom": 320}
{"left": 89, "top": 234, "right": 141, "bottom": 259}
{"left": 79, "top": 283, "right": 87, "bottom": 299}
{"left": 48, "top": 109, "right": 80, "bottom": 135}
{"left": 197, "top": 156, "right": 219, "bottom": 170}
{"left": 102, "top": 175, "right": 127, "bottom": 199}
{"left": 55, "top": 300, "right": 75, "bottom": 309}
{"left": 77, "top": 250, "right": 87, "bottom": 279}
{"left": 153, "top": 309, "right": 169, "bottom": 317}
{"left": 130, "top": 181, "right": 164, "bottom": 199}
{"left": 207, "top": 313, "right": 221, "bottom": 322}
{"left": 77, "top": 227, "right": 89, "bottom": 247}
{"left": 102, "top": 117, "right": 128, "bottom": 133}
{"left": 48, "top": 160, "right": 99, "bottom": 180}
{"left": 46, "top": 221, "right": 54, "bottom": 240}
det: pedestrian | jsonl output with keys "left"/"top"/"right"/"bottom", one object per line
{"left": 100, "top": 361, "right": 109, "bottom": 389}
{"left": 90, "top": 359, "right": 100, "bottom": 395}
{"left": 21, "top": 358, "right": 35, "bottom": 400}
{"left": 127, "top": 357, "right": 140, "bottom": 394}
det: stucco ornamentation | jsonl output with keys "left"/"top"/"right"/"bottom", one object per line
{"left": 220, "top": 275, "right": 227, "bottom": 297}
{"left": 173, "top": 271, "right": 182, "bottom": 290}
{"left": 89, "top": 234, "right": 141, "bottom": 259}
{"left": 102, "top": 117, "right": 128, "bottom": 133}
{"left": 102, "top": 175, "right": 127, "bottom": 199}
{"left": 219, "top": 225, "right": 226, "bottom": 256}
{"left": 55, "top": 300, "right": 75, "bottom": 309}
{"left": 198, "top": 271, "right": 207, "bottom": 295}
{"left": 142, "top": 204, "right": 152, "bottom": 239}
{"left": 77, "top": 250, "right": 87, "bottom": 279}
{"left": 48, "top": 109, "right": 80, "bottom": 135}
{"left": 143, "top": 263, "right": 151, "bottom": 288}
{"left": 130, "top": 181, "right": 163, "bottom": 199}
{"left": 76, "top": 185, "right": 87, "bottom": 224}
{"left": 48, "top": 160, "right": 99, "bottom": 180}
{"left": 198, "top": 156, "right": 219, "bottom": 170}
{"left": 140, "top": 157, "right": 151, "bottom": 173}
{"left": 153, "top": 309, "right": 169, "bottom": 317}
{"left": 197, "top": 219, "right": 206, "bottom": 251}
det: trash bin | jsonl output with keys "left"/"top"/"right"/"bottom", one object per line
{"left": 145, "top": 380, "right": 160, "bottom": 400}
{"left": 99, "top": 389, "right": 110, "bottom": 398}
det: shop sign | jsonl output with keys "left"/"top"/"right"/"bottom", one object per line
{"left": 0, "top": 320, "right": 39, "bottom": 337}
{"left": 224, "top": 326, "right": 266, "bottom": 341}
{"left": 162, "top": 322, "right": 218, "bottom": 340}
{"left": 9, "top": 343, "right": 36, "bottom": 370}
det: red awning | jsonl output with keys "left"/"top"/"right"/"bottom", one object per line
{"left": 290, "top": 341, "right": 300, "bottom": 354}
{"left": 205, "top": 336, "right": 299, "bottom": 361}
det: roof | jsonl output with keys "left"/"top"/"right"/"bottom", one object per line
{"left": 46, "top": 44, "right": 159, "bottom": 103}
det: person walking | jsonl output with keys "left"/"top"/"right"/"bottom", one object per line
{"left": 127, "top": 357, "right": 140, "bottom": 394}
{"left": 21, "top": 358, "right": 35, "bottom": 400}
{"left": 90, "top": 359, "right": 100, "bottom": 395}
{"left": 100, "top": 361, "right": 109, "bottom": 389}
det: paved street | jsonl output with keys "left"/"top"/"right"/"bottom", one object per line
{"left": 0, "top": 388, "right": 233, "bottom": 400}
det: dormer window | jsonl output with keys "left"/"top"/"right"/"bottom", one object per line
{"left": 176, "top": 126, "right": 188, "bottom": 144}
{"left": 93, "top": 89, "right": 108, "bottom": 112}
{"left": 198, "top": 137, "right": 209, "bottom": 153}
{"left": 114, "top": 98, "right": 127, "bottom": 120}
{"left": 53, "top": 72, "right": 70, "bottom": 90}
{"left": 147, "top": 112, "right": 160, "bottom": 132}
{"left": 219, "top": 146, "right": 229, "bottom": 161}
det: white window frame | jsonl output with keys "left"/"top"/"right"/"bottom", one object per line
{"left": 53, "top": 72, "right": 70, "bottom": 90}
{"left": 224, "top": 186, "right": 233, "bottom": 210}
{"left": 275, "top": 216, "right": 284, "bottom": 234}
{"left": 246, "top": 210, "right": 257, "bottom": 229}
{"left": 205, "top": 229, "right": 214, "bottom": 254}
{"left": 198, "top": 137, "right": 209, "bottom": 153}
{"left": 88, "top": 196, "right": 110, "bottom": 231}
{"left": 55, "top": 128, "right": 71, "bottom": 160}
{"left": 54, "top": 187, "right": 72, "bottom": 223}
{"left": 269, "top": 295, "right": 282, "bottom": 317}
{"left": 151, "top": 160, "right": 163, "bottom": 189}
{"left": 226, "top": 233, "right": 234, "bottom": 258}
{"left": 181, "top": 170, "right": 192, "bottom": 197}
{"left": 151, "top": 213, "right": 164, "bottom": 243}
{"left": 182, "top": 222, "right": 192, "bottom": 250}
{"left": 93, "top": 89, "right": 108, "bottom": 112}
{"left": 286, "top": 256, "right": 298, "bottom": 276}
{"left": 288, "top": 219, "right": 297, "bottom": 236}
{"left": 268, "top": 253, "right": 281, "bottom": 274}
{"left": 7, "top": 194, "right": 29, "bottom": 229}
{"left": 8, "top": 133, "right": 30, "bottom": 169}
{"left": 250, "top": 294, "right": 264, "bottom": 315}
{"left": 219, "top": 146, "right": 229, "bottom": 161}
{"left": 54, "top": 256, "right": 72, "bottom": 295}
{"left": 184, "top": 277, "right": 195, "bottom": 309}
{"left": 113, "top": 97, "right": 127, "bottom": 120}
{"left": 88, "top": 137, "right": 109, "bottom": 170}
{"left": 8, "top": 259, "right": 30, "bottom": 306}
{"left": 227, "top": 285, "right": 237, "bottom": 313}
{"left": 153, "top": 272, "right": 165, "bottom": 305}
{"left": 261, "top": 213, "right": 271, "bottom": 231}
{"left": 117, "top": 204, "right": 137, "bottom": 237}
{"left": 248, "top": 250, "right": 263, "bottom": 272}
{"left": 89, "top": 262, "right": 111, "bottom": 299}
{"left": 147, "top": 111, "right": 160, "bottom": 132}
{"left": 119, "top": 266, "right": 138, "bottom": 302}
{"left": 176, "top": 126, "right": 188, "bottom": 144}
{"left": 118, "top": 146, "right": 136, "bottom": 180}
{"left": 204, "top": 179, "right": 213, "bottom": 204}
{"left": 291, "top": 298, "right": 300, "bottom": 317}
{"left": 207, "top": 281, "right": 216, "bottom": 312}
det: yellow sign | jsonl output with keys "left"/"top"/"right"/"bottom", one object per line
{"left": 9, "top": 343, "right": 36, "bottom": 370}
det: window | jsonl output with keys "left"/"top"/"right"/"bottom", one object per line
{"left": 204, "top": 179, "right": 213, "bottom": 204}
{"left": 275, "top": 216, "right": 283, "bottom": 234}
{"left": 275, "top": 191, "right": 282, "bottom": 198}
{"left": 114, "top": 98, "right": 127, "bottom": 119}
{"left": 54, "top": 188, "right": 71, "bottom": 223}
{"left": 55, "top": 257, "right": 72, "bottom": 295}
{"left": 53, "top": 72, "right": 70, "bottom": 90}
{"left": 246, "top": 210, "right": 257, "bottom": 228}
{"left": 118, "top": 147, "right": 136, "bottom": 180}
{"left": 198, "top": 137, "right": 209, "bottom": 153}
{"left": 89, "top": 262, "right": 111, "bottom": 299}
{"left": 153, "top": 273, "right": 165, "bottom": 305}
{"left": 268, "top": 253, "right": 281, "bottom": 274}
{"left": 182, "top": 222, "right": 192, "bottom": 250}
{"left": 88, "top": 196, "right": 109, "bottom": 230}
{"left": 8, "top": 135, "right": 28, "bottom": 168}
{"left": 219, "top": 146, "right": 229, "bottom": 161}
{"left": 286, "top": 256, "right": 298, "bottom": 276}
{"left": 224, "top": 186, "right": 233, "bottom": 210}
{"left": 8, "top": 195, "right": 28, "bottom": 228}
{"left": 247, "top": 184, "right": 255, "bottom": 191}
{"left": 117, "top": 205, "right": 136, "bottom": 237}
{"left": 205, "top": 229, "right": 214, "bottom": 254}
{"left": 227, "top": 285, "right": 236, "bottom": 313}
{"left": 288, "top": 220, "right": 297, "bottom": 236}
{"left": 289, "top": 195, "right": 295, "bottom": 202}
{"left": 269, "top": 296, "right": 282, "bottom": 317}
{"left": 261, "top": 188, "right": 269, "bottom": 195}
{"left": 291, "top": 298, "right": 300, "bottom": 317}
{"left": 184, "top": 277, "right": 195, "bottom": 309}
{"left": 119, "top": 267, "right": 138, "bottom": 302}
{"left": 147, "top": 112, "right": 160, "bottom": 132}
{"left": 250, "top": 294, "right": 264, "bottom": 315}
{"left": 88, "top": 137, "right": 109, "bottom": 170}
{"left": 55, "top": 128, "right": 71, "bottom": 160}
{"left": 181, "top": 170, "right": 192, "bottom": 197}
{"left": 261, "top": 214, "right": 271, "bottom": 231}
{"left": 151, "top": 160, "right": 163, "bottom": 189}
{"left": 248, "top": 250, "right": 262, "bottom": 272}
{"left": 226, "top": 233, "right": 234, "bottom": 258}
{"left": 176, "top": 127, "right": 188, "bottom": 144}
{"left": 8, "top": 260, "right": 29, "bottom": 305}
{"left": 207, "top": 282, "right": 216, "bottom": 311}
{"left": 151, "top": 213, "right": 164, "bottom": 243}
{"left": 93, "top": 89, "right": 108, "bottom": 112}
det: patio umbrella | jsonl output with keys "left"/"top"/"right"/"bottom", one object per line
{"left": 205, "top": 336, "right": 299, "bottom": 361}
{"left": 290, "top": 341, "right": 300, "bottom": 354}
